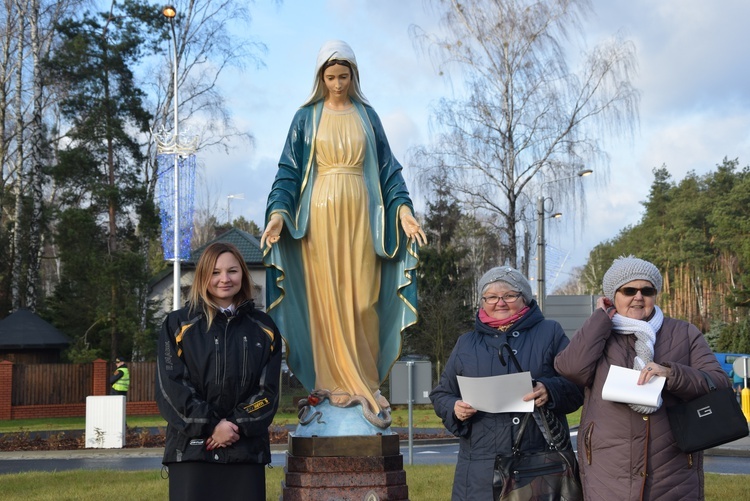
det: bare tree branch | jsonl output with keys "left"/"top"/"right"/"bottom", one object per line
{"left": 410, "top": 0, "right": 639, "bottom": 267}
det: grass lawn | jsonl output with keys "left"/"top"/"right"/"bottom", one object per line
{"left": 0, "top": 406, "right": 582, "bottom": 434}
{"left": 0, "top": 406, "right": 742, "bottom": 500}
{"left": 0, "top": 467, "right": 746, "bottom": 500}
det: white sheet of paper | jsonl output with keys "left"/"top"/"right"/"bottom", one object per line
{"left": 456, "top": 372, "right": 535, "bottom": 413}
{"left": 602, "top": 365, "right": 666, "bottom": 407}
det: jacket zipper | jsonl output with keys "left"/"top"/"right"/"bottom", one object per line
{"left": 241, "top": 335, "right": 248, "bottom": 388}
{"left": 214, "top": 337, "right": 220, "bottom": 384}
{"left": 512, "top": 461, "right": 567, "bottom": 478}
{"left": 221, "top": 318, "right": 232, "bottom": 391}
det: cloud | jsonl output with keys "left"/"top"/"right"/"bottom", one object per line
{"left": 186, "top": 0, "right": 750, "bottom": 278}
{"left": 555, "top": 0, "right": 750, "bottom": 270}
{"left": 202, "top": 1, "right": 447, "bottom": 229}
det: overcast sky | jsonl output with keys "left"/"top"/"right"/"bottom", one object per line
{"left": 194, "top": 0, "right": 750, "bottom": 288}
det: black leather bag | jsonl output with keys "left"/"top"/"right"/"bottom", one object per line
{"left": 493, "top": 411, "right": 582, "bottom": 501}
{"left": 667, "top": 371, "right": 749, "bottom": 453}
{"left": 493, "top": 344, "right": 583, "bottom": 501}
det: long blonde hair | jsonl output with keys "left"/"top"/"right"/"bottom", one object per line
{"left": 187, "top": 242, "right": 254, "bottom": 328}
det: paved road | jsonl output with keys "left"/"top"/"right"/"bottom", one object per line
{"left": 2, "top": 439, "right": 750, "bottom": 476}
{"left": 402, "top": 442, "right": 750, "bottom": 475}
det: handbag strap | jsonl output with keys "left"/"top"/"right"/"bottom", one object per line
{"left": 699, "top": 370, "right": 717, "bottom": 391}
{"left": 511, "top": 409, "right": 571, "bottom": 453}
{"left": 533, "top": 405, "right": 572, "bottom": 451}
{"left": 500, "top": 342, "right": 571, "bottom": 452}
{"left": 511, "top": 412, "right": 533, "bottom": 455}
{"left": 499, "top": 343, "right": 524, "bottom": 373}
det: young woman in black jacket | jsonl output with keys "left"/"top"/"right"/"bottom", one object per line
{"left": 156, "top": 242, "right": 282, "bottom": 501}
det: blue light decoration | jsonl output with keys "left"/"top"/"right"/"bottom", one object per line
{"left": 157, "top": 153, "right": 196, "bottom": 260}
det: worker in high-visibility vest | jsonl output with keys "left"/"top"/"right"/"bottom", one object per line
{"left": 110, "top": 356, "right": 130, "bottom": 397}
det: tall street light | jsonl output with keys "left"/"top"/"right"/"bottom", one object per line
{"left": 154, "top": 5, "right": 199, "bottom": 309}
{"left": 163, "top": 5, "right": 180, "bottom": 311}
{"left": 154, "top": 5, "right": 197, "bottom": 312}
{"left": 536, "top": 169, "right": 593, "bottom": 312}
{"left": 226, "top": 193, "right": 245, "bottom": 224}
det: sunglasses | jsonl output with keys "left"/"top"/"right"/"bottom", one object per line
{"left": 618, "top": 286, "right": 657, "bottom": 297}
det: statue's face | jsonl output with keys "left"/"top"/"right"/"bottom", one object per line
{"left": 323, "top": 63, "right": 351, "bottom": 101}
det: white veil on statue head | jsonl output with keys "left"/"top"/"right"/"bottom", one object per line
{"left": 301, "top": 40, "right": 370, "bottom": 107}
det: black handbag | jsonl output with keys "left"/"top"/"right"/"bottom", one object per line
{"left": 667, "top": 371, "right": 749, "bottom": 453}
{"left": 493, "top": 410, "right": 582, "bottom": 501}
{"left": 493, "top": 344, "right": 583, "bottom": 501}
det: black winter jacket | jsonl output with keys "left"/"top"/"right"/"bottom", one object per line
{"left": 156, "top": 300, "right": 282, "bottom": 465}
{"left": 430, "top": 300, "right": 583, "bottom": 501}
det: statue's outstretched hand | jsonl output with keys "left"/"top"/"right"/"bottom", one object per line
{"left": 399, "top": 211, "right": 427, "bottom": 247}
{"left": 260, "top": 213, "right": 284, "bottom": 250}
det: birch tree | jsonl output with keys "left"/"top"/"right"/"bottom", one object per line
{"left": 1, "top": 0, "right": 80, "bottom": 312}
{"left": 24, "top": 0, "right": 46, "bottom": 311}
{"left": 411, "top": 0, "right": 639, "bottom": 267}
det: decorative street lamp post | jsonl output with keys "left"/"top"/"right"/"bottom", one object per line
{"left": 154, "top": 5, "right": 198, "bottom": 311}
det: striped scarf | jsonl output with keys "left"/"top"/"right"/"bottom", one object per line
{"left": 611, "top": 305, "right": 664, "bottom": 414}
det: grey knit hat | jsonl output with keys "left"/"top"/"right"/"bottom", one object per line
{"left": 602, "top": 255, "right": 662, "bottom": 300}
{"left": 477, "top": 266, "right": 533, "bottom": 303}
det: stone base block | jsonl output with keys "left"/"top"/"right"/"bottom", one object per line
{"left": 288, "top": 433, "right": 400, "bottom": 457}
{"left": 281, "top": 436, "right": 409, "bottom": 500}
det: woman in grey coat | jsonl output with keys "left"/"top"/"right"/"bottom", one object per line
{"left": 555, "top": 256, "right": 729, "bottom": 500}
{"left": 430, "top": 266, "right": 583, "bottom": 501}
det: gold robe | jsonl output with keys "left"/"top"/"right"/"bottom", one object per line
{"left": 301, "top": 105, "right": 382, "bottom": 412}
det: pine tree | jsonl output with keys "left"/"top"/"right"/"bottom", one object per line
{"left": 42, "top": 0, "right": 163, "bottom": 361}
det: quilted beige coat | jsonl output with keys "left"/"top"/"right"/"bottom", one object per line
{"left": 555, "top": 309, "right": 729, "bottom": 501}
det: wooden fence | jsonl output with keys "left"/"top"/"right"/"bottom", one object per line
{"left": 12, "top": 363, "right": 94, "bottom": 406}
{"left": 0, "top": 359, "right": 159, "bottom": 420}
{"left": 122, "top": 362, "right": 156, "bottom": 402}
{"left": 0, "top": 359, "right": 385, "bottom": 420}
{"left": 11, "top": 362, "right": 156, "bottom": 405}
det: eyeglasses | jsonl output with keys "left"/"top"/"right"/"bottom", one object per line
{"left": 482, "top": 293, "right": 523, "bottom": 305}
{"left": 618, "top": 287, "right": 657, "bottom": 297}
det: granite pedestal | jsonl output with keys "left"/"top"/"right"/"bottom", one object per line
{"left": 281, "top": 434, "right": 409, "bottom": 500}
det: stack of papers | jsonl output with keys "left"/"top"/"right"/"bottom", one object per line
{"left": 456, "top": 372, "right": 535, "bottom": 413}
{"left": 602, "top": 365, "right": 666, "bottom": 407}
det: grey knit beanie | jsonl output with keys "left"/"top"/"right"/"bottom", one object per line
{"left": 602, "top": 255, "right": 662, "bottom": 300}
{"left": 477, "top": 266, "right": 533, "bottom": 303}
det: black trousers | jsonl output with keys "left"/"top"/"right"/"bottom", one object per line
{"left": 167, "top": 462, "right": 265, "bottom": 501}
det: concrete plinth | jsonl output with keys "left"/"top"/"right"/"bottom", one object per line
{"left": 281, "top": 434, "right": 409, "bottom": 500}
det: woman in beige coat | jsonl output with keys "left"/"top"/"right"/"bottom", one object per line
{"left": 555, "top": 256, "right": 728, "bottom": 500}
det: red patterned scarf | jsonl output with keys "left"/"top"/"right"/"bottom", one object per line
{"left": 479, "top": 306, "right": 530, "bottom": 330}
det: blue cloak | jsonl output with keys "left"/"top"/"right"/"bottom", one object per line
{"left": 263, "top": 100, "right": 419, "bottom": 392}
